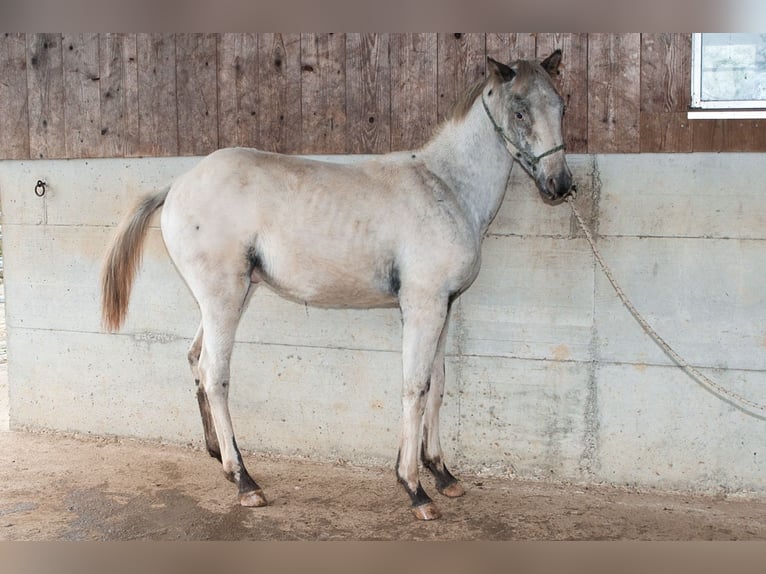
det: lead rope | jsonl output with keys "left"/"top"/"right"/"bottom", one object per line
{"left": 566, "top": 194, "right": 766, "bottom": 416}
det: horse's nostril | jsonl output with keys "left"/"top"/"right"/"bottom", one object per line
{"left": 546, "top": 176, "right": 557, "bottom": 196}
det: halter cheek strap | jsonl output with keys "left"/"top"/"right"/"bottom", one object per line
{"left": 481, "top": 95, "right": 565, "bottom": 174}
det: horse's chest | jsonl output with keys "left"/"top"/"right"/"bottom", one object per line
{"left": 405, "top": 236, "right": 481, "bottom": 294}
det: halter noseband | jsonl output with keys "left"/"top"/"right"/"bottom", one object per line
{"left": 481, "top": 95, "right": 565, "bottom": 174}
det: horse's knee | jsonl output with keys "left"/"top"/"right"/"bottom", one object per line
{"left": 197, "top": 357, "right": 231, "bottom": 396}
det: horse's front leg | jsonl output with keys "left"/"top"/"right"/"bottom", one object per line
{"left": 421, "top": 312, "right": 466, "bottom": 498}
{"left": 396, "top": 292, "right": 449, "bottom": 520}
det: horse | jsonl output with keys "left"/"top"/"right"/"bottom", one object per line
{"left": 101, "top": 50, "right": 573, "bottom": 521}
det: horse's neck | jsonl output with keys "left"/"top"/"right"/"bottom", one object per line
{"left": 421, "top": 103, "right": 514, "bottom": 237}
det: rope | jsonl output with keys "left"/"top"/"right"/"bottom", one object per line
{"left": 566, "top": 195, "right": 766, "bottom": 416}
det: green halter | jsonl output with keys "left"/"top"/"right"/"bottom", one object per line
{"left": 481, "top": 95, "right": 565, "bottom": 174}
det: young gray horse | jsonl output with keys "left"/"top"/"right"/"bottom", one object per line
{"left": 101, "top": 51, "right": 573, "bottom": 520}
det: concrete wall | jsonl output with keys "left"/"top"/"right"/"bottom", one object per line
{"left": 0, "top": 153, "right": 764, "bottom": 495}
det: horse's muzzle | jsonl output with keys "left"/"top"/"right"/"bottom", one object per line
{"left": 539, "top": 168, "right": 573, "bottom": 203}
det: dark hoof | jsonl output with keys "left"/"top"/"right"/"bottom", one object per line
{"left": 239, "top": 489, "right": 268, "bottom": 507}
{"left": 411, "top": 502, "right": 441, "bottom": 520}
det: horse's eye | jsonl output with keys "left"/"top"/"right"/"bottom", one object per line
{"left": 515, "top": 111, "right": 524, "bottom": 121}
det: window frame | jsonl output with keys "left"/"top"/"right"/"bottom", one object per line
{"left": 688, "top": 32, "right": 766, "bottom": 119}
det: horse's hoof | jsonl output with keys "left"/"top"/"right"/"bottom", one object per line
{"left": 239, "top": 489, "right": 268, "bottom": 507}
{"left": 411, "top": 502, "right": 441, "bottom": 520}
{"left": 439, "top": 481, "right": 466, "bottom": 498}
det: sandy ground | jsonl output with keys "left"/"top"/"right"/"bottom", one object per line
{"left": 0, "top": 429, "right": 765, "bottom": 541}
{"left": 0, "top": 282, "right": 8, "bottom": 431}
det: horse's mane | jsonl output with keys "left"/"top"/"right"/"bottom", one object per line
{"left": 447, "top": 60, "right": 543, "bottom": 122}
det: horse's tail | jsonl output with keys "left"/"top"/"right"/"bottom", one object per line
{"left": 100, "top": 186, "right": 170, "bottom": 332}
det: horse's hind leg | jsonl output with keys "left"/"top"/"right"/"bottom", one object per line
{"left": 189, "top": 323, "right": 222, "bottom": 461}
{"left": 197, "top": 281, "right": 266, "bottom": 507}
{"left": 421, "top": 313, "right": 465, "bottom": 498}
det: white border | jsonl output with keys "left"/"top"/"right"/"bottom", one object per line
{"left": 688, "top": 109, "right": 766, "bottom": 119}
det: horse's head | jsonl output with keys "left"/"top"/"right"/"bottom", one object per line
{"left": 484, "top": 51, "right": 573, "bottom": 203}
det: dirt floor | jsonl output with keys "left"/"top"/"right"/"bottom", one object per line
{"left": 0, "top": 429, "right": 765, "bottom": 541}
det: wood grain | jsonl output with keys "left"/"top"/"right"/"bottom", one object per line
{"left": 300, "top": 33, "right": 347, "bottom": 154}
{"left": 486, "top": 33, "right": 536, "bottom": 64}
{"left": 122, "top": 34, "right": 140, "bottom": 157}
{"left": 587, "top": 33, "right": 641, "bottom": 153}
{"left": 258, "top": 33, "right": 301, "bottom": 153}
{"left": 218, "top": 33, "right": 259, "bottom": 149}
{"left": 691, "top": 118, "right": 724, "bottom": 152}
{"left": 346, "top": 33, "right": 391, "bottom": 154}
{"left": 176, "top": 33, "right": 218, "bottom": 156}
{"left": 641, "top": 112, "right": 692, "bottom": 153}
{"left": 6, "top": 33, "right": 766, "bottom": 159}
{"left": 98, "top": 33, "right": 127, "bottom": 157}
{"left": 136, "top": 33, "right": 178, "bottom": 156}
{"left": 437, "top": 33, "right": 485, "bottom": 124}
{"left": 26, "top": 33, "right": 64, "bottom": 159}
{"left": 721, "top": 120, "right": 766, "bottom": 151}
{"left": 390, "top": 33, "right": 438, "bottom": 151}
{"left": 62, "top": 33, "right": 101, "bottom": 158}
{"left": 0, "top": 33, "right": 29, "bottom": 159}
{"left": 640, "top": 34, "right": 692, "bottom": 152}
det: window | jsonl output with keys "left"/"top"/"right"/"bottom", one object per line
{"left": 689, "top": 33, "right": 766, "bottom": 119}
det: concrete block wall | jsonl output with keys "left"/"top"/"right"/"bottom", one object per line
{"left": 0, "top": 153, "right": 764, "bottom": 495}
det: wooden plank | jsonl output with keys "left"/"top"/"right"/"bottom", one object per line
{"left": 176, "top": 33, "right": 218, "bottom": 156}
{"left": 346, "top": 33, "right": 391, "bottom": 154}
{"left": 723, "top": 120, "right": 766, "bottom": 151}
{"left": 436, "top": 33, "right": 485, "bottom": 123}
{"left": 486, "top": 33, "right": 536, "bottom": 64}
{"left": 693, "top": 120, "right": 766, "bottom": 152}
{"left": 641, "top": 112, "right": 692, "bottom": 153}
{"left": 587, "top": 33, "right": 641, "bottom": 153}
{"left": 692, "top": 119, "right": 766, "bottom": 153}
{"left": 300, "top": 33, "right": 347, "bottom": 154}
{"left": 135, "top": 33, "right": 178, "bottom": 156}
{"left": 0, "top": 33, "right": 29, "bottom": 159}
{"left": 640, "top": 33, "right": 691, "bottom": 114}
{"left": 390, "top": 33, "right": 438, "bottom": 151}
{"left": 691, "top": 119, "right": 724, "bottom": 152}
{"left": 98, "top": 33, "right": 127, "bottom": 157}
{"left": 218, "top": 33, "right": 259, "bottom": 149}
{"left": 536, "top": 33, "right": 589, "bottom": 153}
{"left": 26, "top": 33, "right": 65, "bottom": 159}
{"left": 258, "top": 33, "right": 301, "bottom": 153}
{"left": 62, "top": 33, "right": 101, "bottom": 158}
{"left": 640, "top": 33, "right": 692, "bottom": 152}
{"left": 122, "top": 34, "right": 140, "bottom": 157}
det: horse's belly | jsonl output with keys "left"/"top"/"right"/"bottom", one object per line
{"left": 253, "top": 256, "right": 399, "bottom": 309}
{"left": 257, "top": 275, "right": 399, "bottom": 309}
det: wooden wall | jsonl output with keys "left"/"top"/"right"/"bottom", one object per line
{"left": 1, "top": 32, "right": 764, "bottom": 160}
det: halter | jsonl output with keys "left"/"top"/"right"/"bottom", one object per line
{"left": 481, "top": 95, "right": 565, "bottom": 174}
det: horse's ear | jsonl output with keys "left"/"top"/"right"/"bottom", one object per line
{"left": 540, "top": 49, "right": 563, "bottom": 77}
{"left": 487, "top": 57, "right": 515, "bottom": 83}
